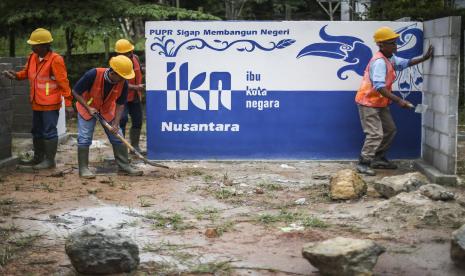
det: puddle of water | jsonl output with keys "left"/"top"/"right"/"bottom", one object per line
{"left": 16, "top": 204, "right": 213, "bottom": 265}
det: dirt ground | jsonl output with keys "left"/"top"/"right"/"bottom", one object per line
{"left": 1, "top": 121, "right": 465, "bottom": 276}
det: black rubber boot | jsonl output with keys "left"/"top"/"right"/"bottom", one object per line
{"left": 19, "top": 138, "right": 44, "bottom": 165}
{"left": 371, "top": 153, "right": 398, "bottom": 169}
{"left": 33, "top": 139, "right": 57, "bottom": 170}
{"left": 356, "top": 156, "right": 376, "bottom": 176}
{"left": 112, "top": 144, "right": 143, "bottom": 176}
{"left": 129, "top": 128, "right": 145, "bottom": 154}
{"left": 78, "top": 146, "right": 95, "bottom": 179}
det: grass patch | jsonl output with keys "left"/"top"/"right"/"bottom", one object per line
{"left": 215, "top": 220, "right": 235, "bottom": 236}
{"left": 39, "top": 183, "right": 54, "bottom": 193}
{"left": 1, "top": 232, "right": 43, "bottom": 266}
{"left": 185, "top": 169, "right": 204, "bottom": 176}
{"left": 143, "top": 241, "right": 196, "bottom": 262}
{"left": 214, "top": 188, "right": 235, "bottom": 200}
{"left": 256, "top": 209, "right": 329, "bottom": 228}
{"left": 189, "top": 207, "right": 220, "bottom": 221}
{"left": 258, "top": 182, "right": 283, "bottom": 191}
{"left": 187, "top": 185, "right": 202, "bottom": 193}
{"left": 144, "top": 211, "right": 192, "bottom": 231}
{"left": 0, "top": 198, "right": 18, "bottom": 216}
{"left": 203, "top": 174, "right": 214, "bottom": 183}
{"left": 139, "top": 197, "right": 152, "bottom": 207}
{"left": 189, "top": 260, "right": 232, "bottom": 274}
{"left": 301, "top": 217, "right": 329, "bottom": 228}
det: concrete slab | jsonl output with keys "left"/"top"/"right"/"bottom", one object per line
{"left": 414, "top": 159, "right": 457, "bottom": 186}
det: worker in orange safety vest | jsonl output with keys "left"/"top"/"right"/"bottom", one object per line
{"left": 72, "top": 55, "right": 143, "bottom": 178}
{"left": 114, "top": 39, "right": 145, "bottom": 153}
{"left": 355, "top": 26, "right": 433, "bottom": 176}
{"left": 2, "top": 28, "right": 73, "bottom": 170}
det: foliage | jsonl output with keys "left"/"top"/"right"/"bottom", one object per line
{"left": 369, "top": 0, "right": 460, "bottom": 21}
{"left": 0, "top": 0, "right": 219, "bottom": 57}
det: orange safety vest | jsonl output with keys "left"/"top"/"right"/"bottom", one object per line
{"left": 76, "top": 68, "right": 124, "bottom": 122}
{"left": 355, "top": 51, "right": 396, "bottom": 108}
{"left": 127, "top": 54, "right": 143, "bottom": 102}
{"left": 27, "top": 52, "right": 63, "bottom": 108}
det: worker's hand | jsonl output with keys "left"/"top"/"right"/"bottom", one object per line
{"left": 398, "top": 99, "right": 413, "bottom": 109}
{"left": 110, "top": 121, "right": 120, "bottom": 135}
{"left": 2, "top": 70, "right": 16, "bottom": 80}
{"left": 423, "top": 45, "right": 433, "bottom": 60}
{"left": 86, "top": 106, "right": 98, "bottom": 116}
{"left": 135, "top": 84, "right": 145, "bottom": 92}
{"left": 65, "top": 107, "right": 75, "bottom": 118}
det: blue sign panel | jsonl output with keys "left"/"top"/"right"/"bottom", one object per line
{"left": 145, "top": 21, "right": 424, "bottom": 160}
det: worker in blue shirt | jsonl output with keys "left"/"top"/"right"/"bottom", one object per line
{"left": 355, "top": 26, "right": 433, "bottom": 175}
{"left": 72, "top": 55, "right": 143, "bottom": 178}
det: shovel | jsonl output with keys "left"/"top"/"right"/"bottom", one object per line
{"left": 93, "top": 113, "right": 169, "bottom": 169}
{"left": 407, "top": 103, "right": 428, "bottom": 113}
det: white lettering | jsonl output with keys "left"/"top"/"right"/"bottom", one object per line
{"left": 245, "top": 100, "right": 280, "bottom": 111}
{"left": 161, "top": 122, "right": 240, "bottom": 132}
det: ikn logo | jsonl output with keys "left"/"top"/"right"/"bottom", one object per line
{"left": 166, "top": 62, "right": 232, "bottom": 111}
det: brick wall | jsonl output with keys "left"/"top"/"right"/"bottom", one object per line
{"left": 0, "top": 63, "right": 14, "bottom": 160}
{"left": 422, "top": 16, "right": 461, "bottom": 174}
{"left": 0, "top": 57, "right": 32, "bottom": 135}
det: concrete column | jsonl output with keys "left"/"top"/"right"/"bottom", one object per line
{"left": 415, "top": 16, "right": 461, "bottom": 185}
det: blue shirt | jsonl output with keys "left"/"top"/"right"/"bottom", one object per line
{"left": 369, "top": 55, "right": 410, "bottom": 90}
{"left": 73, "top": 68, "right": 128, "bottom": 105}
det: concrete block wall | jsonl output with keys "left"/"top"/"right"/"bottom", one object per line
{"left": 0, "top": 56, "right": 67, "bottom": 137}
{"left": 0, "top": 57, "right": 32, "bottom": 135}
{"left": 422, "top": 16, "right": 461, "bottom": 175}
{"left": 0, "top": 63, "right": 14, "bottom": 160}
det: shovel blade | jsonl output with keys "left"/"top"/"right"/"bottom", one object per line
{"left": 415, "top": 104, "right": 428, "bottom": 113}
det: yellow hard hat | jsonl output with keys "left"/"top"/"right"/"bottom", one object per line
{"left": 115, "top": 39, "right": 134, "bottom": 53}
{"left": 373, "top": 27, "right": 400, "bottom": 43}
{"left": 27, "top": 28, "right": 53, "bottom": 45}
{"left": 109, "top": 55, "right": 135, "bottom": 80}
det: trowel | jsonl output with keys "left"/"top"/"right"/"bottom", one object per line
{"left": 407, "top": 103, "right": 428, "bottom": 113}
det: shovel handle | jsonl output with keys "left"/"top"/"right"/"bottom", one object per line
{"left": 93, "top": 113, "right": 169, "bottom": 169}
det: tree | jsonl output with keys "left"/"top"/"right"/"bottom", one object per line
{"left": 0, "top": 0, "right": 219, "bottom": 57}
{"left": 369, "top": 0, "right": 457, "bottom": 21}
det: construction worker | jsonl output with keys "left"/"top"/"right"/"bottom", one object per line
{"left": 2, "top": 28, "right": 73, "bottom": 170}
{"left": 355, "top": 26, "right": 433, "bottom": 176}
{"left": 114, "top": 39, "right": 145, "bottom": 153}
{"left": 72, "top": 55, "right": 143, "bottom": 178}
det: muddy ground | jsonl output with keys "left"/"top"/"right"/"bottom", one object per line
{"left": 1, "top": 121, "right": 465, "bottom": 276}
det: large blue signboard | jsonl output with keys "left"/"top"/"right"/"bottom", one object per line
{"left": 145, "top": 21, "right": 424, "bottom": 160}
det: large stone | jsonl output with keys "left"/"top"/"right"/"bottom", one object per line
{"left": 330, "top": 169, "right": 367, "bottom": 200}
{"left": 370, "top": 191, "right": 465, "bottom": 229}
{"left": 419, "top": 184, "right": 455, "bottom": 201}
{"left": 302, "top": 237, "right": 385, "bottom": 276}
{"left": 374, "top": 172, "right": 428, "bottom": 198}
{"left": 451, "top": 224, "right": 465, "bottom": 268}
{"left": 65, "top": 225, "right": 139, "bottom": 275}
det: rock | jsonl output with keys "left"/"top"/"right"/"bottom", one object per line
{"left": 254, "top": 188, "right": 264, "bottom": 194}
{"left": 451, "top": 224, "right": 465, "bottom": 268}
{"left": 370, "top": 191, "right": 465, "bottom": 229}
{"left": 205, "top": 228, "right": 219, "bottom": 238}
{"left": 295, "top": 198, "right": 306, "bottom": 205}
{"left": 419, "top": 184, "right": 455, "bottom": 201}
{"left": 330, "top": 169, "right": 367, "bottom": 200}
{"left": 302, "top": 237, "right": 385, "bottom": 276}
{"left": 65, "top": 225, "right": 139, "bottom": 274}
{"left": 374, "top": 172, "right": 428, "bottom": 198}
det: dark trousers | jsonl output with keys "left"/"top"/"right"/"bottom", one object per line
{"left": 119, "top": 101, "right": 142, "bottom": 136}
{"left": 31, "top": 110, "right": 59, "bottom": 140}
